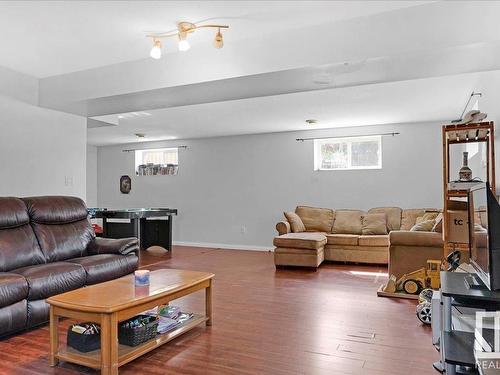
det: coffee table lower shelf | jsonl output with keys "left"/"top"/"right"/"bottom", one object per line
{"left": 57, "top": 314, "right": 208, "bottom": 370}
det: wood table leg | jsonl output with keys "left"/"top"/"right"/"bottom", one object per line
{"left": 49, "top": 306, "right": 59, "bottom": 366}
{"left": 206, "top": 279, "right": 213, "bottom": 326}
{"left": 100, "top": 313, "right": 114, "bottom": 375}
{"left": 109, "top": 313, "right": 119, "bottom": 375}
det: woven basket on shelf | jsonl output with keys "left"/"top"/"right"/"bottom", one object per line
{"left": 118, "top": 315, "right": 158, "bottom": 347}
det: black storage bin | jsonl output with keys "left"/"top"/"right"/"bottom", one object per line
{"left": 67, "top": 323, "right": 101, "bottom": 352}
{"left": 118, "top": 315, "right": 158, "bottom": 347}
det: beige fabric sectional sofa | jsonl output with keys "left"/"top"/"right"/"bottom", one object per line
{"left": 274, "top": 206, "right": 445, "bottom": 275}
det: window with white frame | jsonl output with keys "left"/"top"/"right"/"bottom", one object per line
{"left": 314, "top": 135, "right": 382, "bottom": 170}
{"left": 135, "top": 148, "right": 179, "bottom": 175}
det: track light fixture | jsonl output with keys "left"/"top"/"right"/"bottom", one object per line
{"left": 147, "top": 21, "right": 228, "bottom": 59}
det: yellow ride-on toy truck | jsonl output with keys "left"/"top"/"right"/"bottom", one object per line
{"left": 384, "top": 259, "right": 441, "bottom": 295}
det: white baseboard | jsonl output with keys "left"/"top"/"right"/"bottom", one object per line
{"left": 173, "top": 241, "right": 273, "bottom": 252}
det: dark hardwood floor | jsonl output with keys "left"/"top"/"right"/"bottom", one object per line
{"left": 0, "top": 246, "right": 438, "bottom": 375}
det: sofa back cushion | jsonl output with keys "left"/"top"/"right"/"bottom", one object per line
{"left": 295, "top": 206, "right": 335, "bottom": 232}
{"left": 332, "top": 210, "right": 364, "bottom": 234}
{"left": 23, "top": 196, "right": 94, "bottom": 262}
{"left": 361, "top": 213, "right": 388, "bottom": 235}
{"left": 400, "top": 209, "right": 426, "bottom": 231}
{"left": 0, "top": 197, "right": 45, "bottom": 271}
{"left": 367, "top": 207, "right": 402, "bottom": 231}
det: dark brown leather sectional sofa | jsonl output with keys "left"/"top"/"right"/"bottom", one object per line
{"left": 0, "top": 196, "right": 139, "bottom": 337}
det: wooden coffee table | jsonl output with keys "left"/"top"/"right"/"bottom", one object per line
{"left": 47, "top": 269, "right": 214, "bottom": 375}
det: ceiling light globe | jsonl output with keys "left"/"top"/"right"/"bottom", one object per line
{"left": 150, "top": 46, "right": 162, "bottom": 59}
{"left": 150, "top": 39, "right": 162, "bottom": 59}
{"left": 213, "top": 32, "right": 224, "bottom": 49}
{"left": 178, "top": 39, "right": 190, "bottom": 52}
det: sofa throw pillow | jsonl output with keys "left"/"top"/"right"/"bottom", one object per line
{"left": 401, "top": 209, "right": 425, "bottom": 230}
{"left": 284, "top": 212, "right": 306, "bottom": 233}
{"left": 410, "top": 219, "right": 435, "bottom": 232}
{"left": 332, "top": 210, "right": 363, "bottom": 234}
{"left": 361, "top": 213, "right": 388, "bottom": 235}
{"left": 431, "top": 213, "right": 443, "bottom": 233}
{"left": 416, "top": 212, "right": 440, "bottom": 224}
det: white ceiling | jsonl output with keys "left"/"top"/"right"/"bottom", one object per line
{"left": 87, "top": 73, "right": 480, "bottom": 145}
{"left": 0, "top": 1, "right": 427, "bottom": 78}
{"left": 3, "top": 1, "right": 500, "bottom": 146}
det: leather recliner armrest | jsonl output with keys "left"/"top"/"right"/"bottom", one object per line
{"left": 276, "top": 221, "right": 291, "bottom": 235}
{"left": 389, "top": 230, "right": 443, "bottom": 247}
{"left": 87, "top": 237, "right": 139, "bottom": 256}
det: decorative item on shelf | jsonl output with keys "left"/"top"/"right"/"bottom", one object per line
{"left": 146, "top": 21, "right": 229, "bottom": 59}
{"left": 120, "top": 175, "right": 132, "bottom": 194}
{"left": 459, "top": 151, "right": 472, "bottom": 181}
{"left": 135, "top": 270, "right": 150, "bottom": 286}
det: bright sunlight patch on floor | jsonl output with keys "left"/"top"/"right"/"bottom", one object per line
{"left": 349, "top": 270, "right": 389, "bottom": 277}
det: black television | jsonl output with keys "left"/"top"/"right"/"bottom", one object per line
{"left": 469, "top": 182, "right": 500, "bottom": 290}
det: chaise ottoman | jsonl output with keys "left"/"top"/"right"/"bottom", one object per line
{"left": 273, "top": 233, "right": 327, "bottom": 269}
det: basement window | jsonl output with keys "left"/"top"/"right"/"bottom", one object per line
{"left": 314, "top": 135, "right": 382, "bottom": 170}
{"left": 135, "top": 148, "right": 179, "bottom": 175}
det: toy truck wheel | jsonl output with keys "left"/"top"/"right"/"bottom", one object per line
{"left": 403, "top": 279, "right": 422, "bottom": 294}
{"left": 416, "top": 302, "right": 432, "bottom": 324}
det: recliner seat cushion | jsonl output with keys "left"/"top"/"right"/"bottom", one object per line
{"left": 273, "top": 233, "right": 327, "bottom": 250}
{"left": 0, "top": 273, "right": 28, "bottom": 307}
{"left": 12, "top": 262, "right": 86, "bottom": 300}
{"left": 27, "top": 299, "right": 50, "bottom": 328}
{"left": 66, "top": 254, "right": 138, "bottom": 285}
{"left": 0, "top": 300, "right": 27, "bottom": 336}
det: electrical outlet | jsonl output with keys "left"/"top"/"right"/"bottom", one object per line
{"left": 240, "top": 225, "right": 247, "bottom": 234}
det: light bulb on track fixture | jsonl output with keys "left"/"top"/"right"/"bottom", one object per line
{"left": 213, "top": 28, "right": 223, "bottom": 49}
{"left": 150, "top": 39, "right": 162, "bottom": 59}
{"left": 178, "top": 32, "right": 190, "bottom": 51}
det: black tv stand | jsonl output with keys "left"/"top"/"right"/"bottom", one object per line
{"left": 439, "top": 271, "right": 500, "bottom": 374}
{"left": 464, "top": 274, "right": 487, "bottom": 290}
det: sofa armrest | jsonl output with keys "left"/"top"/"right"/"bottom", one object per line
{"left": 389, "top": 230, "right": 443, "bottom": 247}
{"left": 87, "top": 237, "right": 139, "bottom": 256}
{"left": 276, "top": 221, "right": 291, "bottom": 235}
{"left": 388, "top": 230, "right": 443, "bottom": 279}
